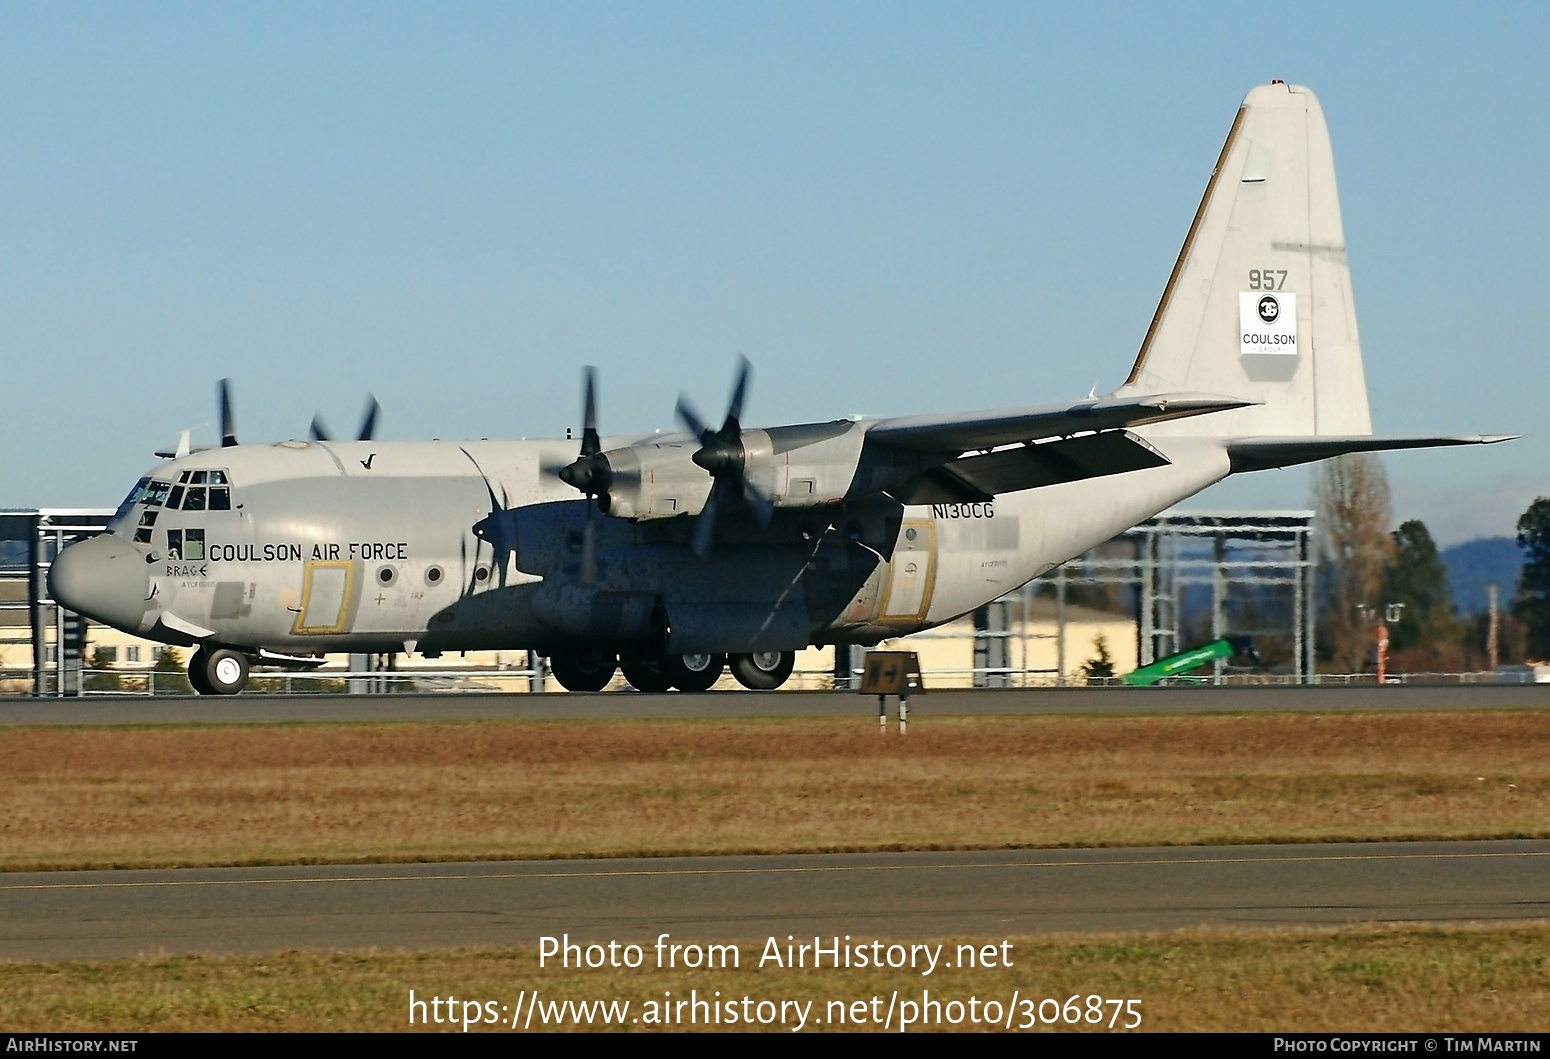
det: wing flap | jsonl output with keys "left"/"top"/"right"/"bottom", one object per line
{"left": 895, "top": 430, "right": 1170, "bottom": 504}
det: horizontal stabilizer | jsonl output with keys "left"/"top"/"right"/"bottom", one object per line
{"left": 1227, "top": 434, "right": 1517, "bottom": 474}
{"left": 869, "top": 392, "right": 1254, "bottom": 454}
{"left": 897, "top": 430, "right": 1171, "bottom": 504}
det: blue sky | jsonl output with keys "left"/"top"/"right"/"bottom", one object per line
{"left": 2, "top": 3, "right": 1545, "bottom": 543}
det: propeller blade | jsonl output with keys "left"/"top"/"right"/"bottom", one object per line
{"left": 356, "top": 396, "right": 380, "bottom": 441}
{"left": 741, "top": 477, "right": 774, "bottom": 527}
{"left": 692, "top": 483, "right": 721, "bottom": 559}
{"left": 721, "top": 355, "right": 751, "bottom": 437}
{"left": 218, "top": 379, "right": 238, "bottom": 447}
{"left": 580, "top": 366, "right": 600, "bottom": 458}
{"left": 559, "top": 367, "right": 616, "bottom": 498}
{"left": 309, "top": 413, "right": 332, "bottom": 442}
{"left": 675, "top": 395, "right": 713, "bottom": 443}
{"left": 581, "top": 515, "right": 597, "bottom": 586}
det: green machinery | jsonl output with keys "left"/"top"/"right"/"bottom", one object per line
{"left": 1121, "top": 636, "right": 1262, "bottom": 686}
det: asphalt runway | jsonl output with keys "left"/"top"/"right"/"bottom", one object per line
{"left": 2, "top": 840, "right": 1546, "bottom": 962}
{"left": 1, "top": 683, "right": 1548, "bottom": 726}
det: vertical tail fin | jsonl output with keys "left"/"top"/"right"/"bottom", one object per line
{"left": 1119, "top": 83, "right": 1372, "bottom": 439}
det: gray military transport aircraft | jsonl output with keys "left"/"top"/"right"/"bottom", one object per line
{"left": 50, "top": 83, "right": 1511, "bottom": 695}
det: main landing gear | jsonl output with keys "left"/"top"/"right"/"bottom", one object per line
{"left": 546, "top": 648, "right": 796, "bottom": 693}
{"left": 188, "top": 646, "right": 251, "bottom": 695}
{"left": 728, "top": 650, "right": 795, "bottom": 691}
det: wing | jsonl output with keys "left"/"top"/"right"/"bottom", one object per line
{"left": 864, "top": 392, "right": 1255, "bottom": 452}
{"left": 861, "top": 391, "right": 1252, "bottom": 503}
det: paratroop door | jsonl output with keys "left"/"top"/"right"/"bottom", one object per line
{"left": 293, "top": 560, "right": 355, "bottom": 635}
{"left": 880, "top": 521, "right": 936, "bottom": 621}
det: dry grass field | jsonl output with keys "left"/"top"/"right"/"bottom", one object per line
{"left": 2, "top": 923, "right": 1546, "bottom": 1032}
{"left": 0, "top": 712, "right": 1546, "bottom": 871}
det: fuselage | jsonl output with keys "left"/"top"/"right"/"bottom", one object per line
{"left": 55, "top": 430, "right": 1232, "bottom": 658}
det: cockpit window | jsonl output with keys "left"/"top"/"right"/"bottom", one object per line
{"left": 167, "top": 485, "right": 185, "bottom": 509}
{"left": 209, "top": 485, "right": 231, "bottom": 510}
{"left": 183, "top": 486, "right": 206, "bottom": 511}
{"left": 166, "top": 528, "right": 204, "bottom": 561}
{"left": 191, "top": 470, "right": 208, "bottom": 484}
{"left": 109, "top": 477, "right": 151, "bottom": 529}
{"left": 209, "top": 470, "right": 228, "bottom": 485}
{"left": 144, "top": 481, "right": 172, "bottom": 507}
{"left": 133, "top": 510, "right": 158, "bottom": 543}
{"left": 178, "top": 471, "right": 192, "bottom": 484}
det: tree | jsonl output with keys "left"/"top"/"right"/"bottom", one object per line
{"left": 1514, "top": 497, "right": 1550, "bottom": 659}
{"left": 83, "top": 646, "right": 122, "bottom": 693}
{"left": 1311, "top": 453, "right": 1394, "bottom": 672}
{"left": 152, "top": 646, "right": 192, "bottom": 695}
{"left": 1382, "top": 519, "right": 1458, "bottom": 652}
{"left": 1080, "top": 635, "right": 1115, "bottom": 685}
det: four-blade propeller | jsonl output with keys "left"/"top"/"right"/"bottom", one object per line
{"left": 554, "top": 367, "right": 604, "bottom": 584}
{"left": 310, "top": 395, "right": 382, "bottom": 443}
{"left": 675, "top": 356, "right": 774, "bottom": 557}
{"left": 164, "top": 380, "right": 384, "bottom": 455}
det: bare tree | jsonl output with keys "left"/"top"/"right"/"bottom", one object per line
{"left": 1312, "top": 453, "right": 1395, "bottom": 672}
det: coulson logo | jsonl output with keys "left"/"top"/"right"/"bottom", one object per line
{"left": 1239, "top": 290, "right": 1296, "bottom": 356}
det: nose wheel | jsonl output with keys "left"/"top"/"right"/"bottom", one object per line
{"left": 189, "top": 646, "right": 250, "bottom": 695}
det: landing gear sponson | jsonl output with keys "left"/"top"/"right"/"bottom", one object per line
{"left": 548, "top": 648, "right": 796, "bottom": 693}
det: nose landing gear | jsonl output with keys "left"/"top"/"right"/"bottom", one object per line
{"left": 188, "top": 646, "right": 251, "bottom": 695}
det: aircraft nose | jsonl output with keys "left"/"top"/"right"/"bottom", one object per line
{"left": 48, "top": 534, "right": 152, "bottom": 633}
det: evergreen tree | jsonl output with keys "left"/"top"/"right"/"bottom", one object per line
{"left": 83, "top": 646, "right": 122, "bottom": 693}
{"left": 1382, "top": 519, "right": 1457, "bottom": 652}
{"left": 1081, "top": 635, "right": 1115, "bottom": 685}
{"left": 152, "top": 646, "right": 192, "bottom": 695}
{"left": 1515, "top": 498, "right": 1550, "bottom": 659}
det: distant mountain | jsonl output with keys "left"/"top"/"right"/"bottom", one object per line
{"left": 1442, "top": 537, "right": 1523, "bottom": 615}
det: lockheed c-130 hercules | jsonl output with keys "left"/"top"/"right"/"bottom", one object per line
{"left": 50, "top": 83, "right": 1511, "bottom": 695}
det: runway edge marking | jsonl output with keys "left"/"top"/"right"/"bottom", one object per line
{"left": 3, "top": 847, "right": 1548, "bottom": 892}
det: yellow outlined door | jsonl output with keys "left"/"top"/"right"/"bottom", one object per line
{"left": 292, "top": 560, "right": 356, "bottom": 635}
{"left": 880, "top": 521, "right": 936, "bottom": 622}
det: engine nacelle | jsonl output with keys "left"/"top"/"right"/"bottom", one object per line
{"left": 740, "top": 421, "right": 868, "bottom": 509}
{"left": 594, "top": 420, "right": 869, "bottom": 521}
{"left": 595, "top": 441, "right": 715, "bottom": 521}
